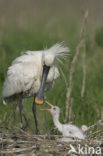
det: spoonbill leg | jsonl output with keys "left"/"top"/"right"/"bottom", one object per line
{"left": 32, "top": 95, "right": 40, "bottom": 135}
{"left": 18, "top": 95, "right": 25, "bottom": 130}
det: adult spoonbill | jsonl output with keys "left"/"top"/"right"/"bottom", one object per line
{"left": 42, "top": 101, "right": 87, "bottom": 141}
{"left": 2, "top": 43, "right": 69, "bottom": 134}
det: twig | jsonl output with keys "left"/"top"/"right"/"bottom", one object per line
{"left": 87, "top": 120, "right": 103, "bottom": 130}
{"left": 64, "top": 11, "right": 88, "bottom": 123}
{"left": 79, "top": 11, "right": 88, "bottom": 41}
{"left": 81, "top": 11, "right": 88, "bottom": 97}
{"left": 65, "top": 39, "right": 84, "bottom": 122}
{"left": 89, "top": 129, "right": 103, "bottom": 137}
{"left": 101, "top": 107, "right": 103, "bottom": 120}
{"left": 59, "top": 66, "right": 68, "bottom": 89}
{"left": 81, "top": 45, "right": 86, "bottom": 97}
{"left": 0, "top": 146, "right": 37, "bottom": 154}
{"left": 6, "top": 103, "right": 17, "bottom": 123}
{"left": 68, "top": 98, "right": 73, "bottom": 122}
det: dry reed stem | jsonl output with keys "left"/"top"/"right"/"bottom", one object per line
{"left": 65, "top": 11, "right": 88, "bottom": 123}
{"left": 6, "top": 103, "right": 17, "bottom": 123}
{"left": 79, "top": 11, "right": 88, "bottom": 41}
{"left": 81, "top": 11, "right": 88, "bottom": 97}
{"left": 68, "top": 98, "right": 73, "bottom": 122}
{"left": 59, "top": 66, "right": 68, "bottom": 89}
{"left": 81, "top": 45, "right": 86, "bottom": 97}
{"left": 101, "top": 107, "right": 103, "bottom": 120}
{"left": 65, "top": 39, "right": 84, "bottom": 122}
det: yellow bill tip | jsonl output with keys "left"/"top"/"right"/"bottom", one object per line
{"left": 35, "top": 98, "right": 44, "bottom": 105}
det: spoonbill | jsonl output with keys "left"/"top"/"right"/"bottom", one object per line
{"left": 42, "top": 101, "right": 87, "bottom": 141}
{"left": 2, "top": 43, "right": 69, "bottom": 134}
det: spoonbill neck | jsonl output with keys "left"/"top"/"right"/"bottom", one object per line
{"left": 53, "top": 116, "right": 63, "bottom": 133}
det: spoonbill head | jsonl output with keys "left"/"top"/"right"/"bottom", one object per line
{"left": 81, "top": 125, "right": 88, "bottom": 133}
{"left": 41, "top": 101, "right": 60, "bottom": 119}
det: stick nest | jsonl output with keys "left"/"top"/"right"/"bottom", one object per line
{"left": 0, "top": 120, "right": 103, "bottom": 156}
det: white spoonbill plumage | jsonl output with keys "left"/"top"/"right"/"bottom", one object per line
{"left": 42, "top": 101, "right": 87, "bottom": 141}
{"left": 2, "top": 43, "right": 69, "bottom": 134}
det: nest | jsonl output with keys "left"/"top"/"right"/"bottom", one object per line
{"left": 0, "top": 120, "right": 103, "bottom": 156}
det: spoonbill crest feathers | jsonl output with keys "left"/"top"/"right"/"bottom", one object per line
{"left": 44, "top": 43, "right": 69, "bottom": 66}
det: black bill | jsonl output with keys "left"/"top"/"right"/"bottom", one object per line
{"left": 35, "top": 65, "right": 50, "bottom": 104}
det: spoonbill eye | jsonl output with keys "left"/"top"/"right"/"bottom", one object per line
{"left": 53, "top": 107, "right": 56, "bottom": 110}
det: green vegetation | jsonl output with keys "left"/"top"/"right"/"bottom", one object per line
{"left": 0, "top": 0, "right": 103, "bottom": 134}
